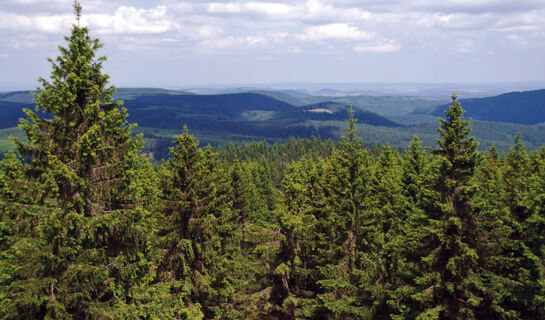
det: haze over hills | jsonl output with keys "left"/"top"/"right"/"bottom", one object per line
{"left": 184, "top": 81, "right": 545, "bottom": 99}
{"left": 1, "top": 87, "right": 545, "bottom": 159}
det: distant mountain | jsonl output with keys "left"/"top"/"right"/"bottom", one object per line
{"left": 0, "top": 89, "right": 404, "bottom": 158}
{"left": 430, "top": 89, "right": 545, "bottom": 125}
{"left": 123, "top": 92, "right": 294, "bottom": 121}
{"left": 246, "top": 90, "right": 309, "bottom": 106}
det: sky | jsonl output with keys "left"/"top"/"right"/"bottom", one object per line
{"left": 1, "top": 0, "right": 544, "bottom": 90}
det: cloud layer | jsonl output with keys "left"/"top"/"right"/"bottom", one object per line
{"left": 1, "top": 0, "right": 544, "bottom": 88}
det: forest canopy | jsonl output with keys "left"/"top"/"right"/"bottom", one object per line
{"left": 0, "top": 2, "right": 544, "bottom": 319}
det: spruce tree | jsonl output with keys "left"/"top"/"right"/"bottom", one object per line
{"left": 503, "top": 134, "right": 545, "bottom": 318}
{"left": 388, "top": 136, "right": 439, "bottom": 318}
{"left": 314, "top": 107, "right": 375, "bottom": 318}
{"left": 420, "top": 93, "right": 482, "bottom": 319}
{"left": 156, "top": 126, "right": 233, "bottom": 318}
{"left": 271, "top": 158, "right": 328, "bottom": 318}
{"left": 1, "top": 2, "right": 157, "bottom": 317}
{"left": 521, "top": 146, "right": 545, "bottom": 318}
{"left": 370, "top": 144, "right": 412, "bottom": 318}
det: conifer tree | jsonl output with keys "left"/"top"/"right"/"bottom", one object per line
{"left": 504, "top": 133, "right": 530, "bottom": 221}
{"left": 502, "top": 134, "right": 545, "bottom": 318}
{"left": 370, "top": 144, "right": 412, "bottom": 318}
{"left": 314, "top": 107, "right": 375, "bottom": 318}
{"left": 271, "top": 158, "right": 328, "bottom": 318}
{"left": 521, "top": 146, "right": 545, "bottom": 318}
{"left": 1, "top": 2, "right": 157, "bottom": 317}
{"left": 420, "top": 93, "right": 482, "bottom": 319}
{"left": 0, "top": 152, "right": 27, "bottom": 311}
{"left": 223, "top": 155, "right": 271, "bottom": 318}
{"left": 156, "top": 126, "right": 233, "bottom": 318}
{"left": 387, "top": 136, "right": 439, "bottom": 318}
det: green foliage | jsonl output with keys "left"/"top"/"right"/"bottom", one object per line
{"left": 2, "top": 4, "right": 545, "bottom": 319}
{"left": 0, "top": 4, "right": 158, "bottom": 317}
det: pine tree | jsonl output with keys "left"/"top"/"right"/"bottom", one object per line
{"left": 1, "top": 2, "right": 157, "bottom": 317}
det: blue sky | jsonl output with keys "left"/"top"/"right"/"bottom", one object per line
{"left": 1, "top": 0, "right": 544, "bottom": 90}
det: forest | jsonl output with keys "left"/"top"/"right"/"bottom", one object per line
{"left": 1, "top": 4, "right": 545, "bottom": 320}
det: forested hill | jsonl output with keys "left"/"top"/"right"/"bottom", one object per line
{"left": 3, "top": 88, "right": 545, "bottom": 158}
{"left": 0, "top": 90, "right": 404, "bottom": 158}
{"left": 0, "top": 90, "right": 399, "bottom": 128}
{"left": 430, "top": 89, "right": 545, "bottom": 124}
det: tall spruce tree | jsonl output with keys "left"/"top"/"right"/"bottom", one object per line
{"left": 1, "top": 2, "right": 157, "bottom": 318}
{"left": 389, "top": 136, "right": 439, "bottom": 318}
{"left": 420, "top": 93, "right": 482, "bottom": 319}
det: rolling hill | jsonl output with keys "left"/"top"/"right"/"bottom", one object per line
{"left": 1, "top": 88, "right": 545, "bottom": 159}
{"left": 0, "top": 89, "right": 401, "bottom": 158}
{"left": 430, "top": 89, "right": 545, "bottom": 125}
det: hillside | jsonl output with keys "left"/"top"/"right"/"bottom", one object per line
{"left": 2, "top": 88, "right": 545, "bottom": 159}
{"left": 430, "top": 89, "right": 545, "bottom": 125}
{"left": 0, "top": 89, "right": 400, "bottom": 158}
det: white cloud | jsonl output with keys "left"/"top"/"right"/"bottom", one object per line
{"left": 299, "top": 23, "right": 374, "bottom": 41}
{"left": 199, "top": 35, "right": 266, "bottom": 51}
{"left": 5, "top": 0, "right": 69, "bottom": 5}
{"left": 505, "top": 33, "right": 529, "bottom": 46}
{"left": 455, "top": 39, "right": 476, "bottom": 52}
{"left": 0, "top": 5, "right": 175, "bottom": 35}
{"left": 0, "top": 12, "right": 71, "bottom": 33}
{"left": 84, "top": 6, "right": 174, "bottom": 34}
{"left": 208, "top": 2, "right": 292, "bottom": 16}
{"left": 353, "top": 40, "right": 401, "bottom": 53}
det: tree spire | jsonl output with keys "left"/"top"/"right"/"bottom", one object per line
{"left": 345, "top": 105, "right": 358, "bottom": 143}
{"left": 73, "top": 0, "right": 82, "bottom": 26}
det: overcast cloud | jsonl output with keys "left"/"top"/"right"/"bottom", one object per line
{"left": 1, "top": 0, "right": 544, "bottom": 89}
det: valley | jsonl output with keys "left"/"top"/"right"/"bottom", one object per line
{"left": 1, "top": 87, "right": 544, "bottom": 159}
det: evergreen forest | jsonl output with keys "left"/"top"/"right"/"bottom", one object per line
{"left": 1, "top": 4, "right": 544, "bottom": 319}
